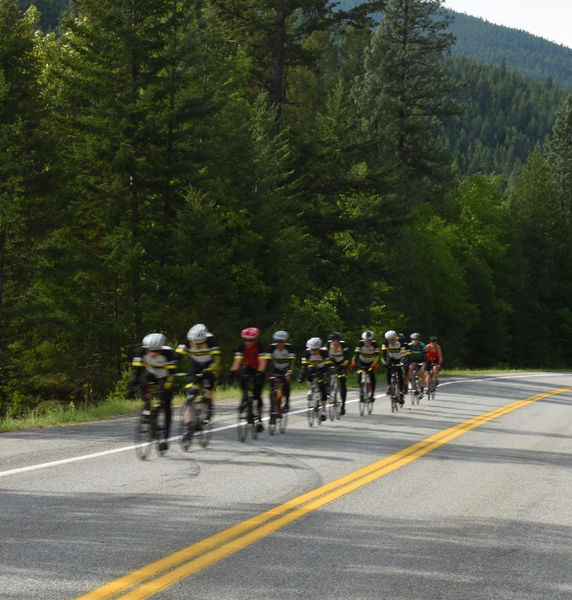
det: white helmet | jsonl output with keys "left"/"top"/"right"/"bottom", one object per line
{"left": 273, "top": 330, "right": 289, "bottom": 342}
{"left": 306, "top": 337, "right": 322, "bottom": 350}
{"left": 384, "top": 330, "right": 397, "bottom": 341}
{"left": 410, "top": 332, "right": 420, "bottom": 340}
{"left": 143, "top": 333, "right": 166, "bottom": 351}
{"left": 361, "top": 330, "right": 375, "bottom": 341}
{"left": 187, "top": 323, "right": 208, "bottom": 344}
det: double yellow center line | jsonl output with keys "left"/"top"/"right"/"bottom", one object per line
{"left": 77, "top": 387, "right": 570, "bottom": 600}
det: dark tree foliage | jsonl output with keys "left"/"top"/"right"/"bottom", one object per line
{"left": 2, "top": 0, "right": 572, "bottom": 416}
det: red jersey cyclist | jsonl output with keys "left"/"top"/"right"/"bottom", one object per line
{"left": 230, "top": 327, "right": 267, "bottom": 432}
{"left": 424, "top": 336, "right": 444, "bottom": 388}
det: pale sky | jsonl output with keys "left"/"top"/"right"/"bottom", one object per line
{"left": 443, "top": 0, "right": 572, "bottom": 49}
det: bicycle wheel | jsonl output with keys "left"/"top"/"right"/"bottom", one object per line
{"left": 429, "top": 383, "right": 436, "bottom": 401}
{"left": 359, "top": 375, "right": 366, "bottom": 416}
{"left": 269, "top": 390, "right": 278, "bottom": 436}
{"left": 332, "top": 378, "right": 342, "bottom": 419}
{"left": 155, "top": 406, "right": 167, "bottom": 456}
{"left": 279, "top": 410, "right": 287, "bottom": 433}
{"left": 390, "top": 377, "right": 399, "bottom": 413}
{"left": 409, "top": 374, "right": 417, "bottom": 405}
{"left": 237, "top": 399, "right": 248, "bottom": 442}
{"left": 196, "top": 400, "right": 213, "bottom": 448}
{"left": 134, "top": 412, "right": 153, "bottom": 460}
{"left": 307, "top": 391, "right": 316, "bottom": 427}
{"left": 367, "top": 383, "right": 374, "bottom": 415}
{"left": 179, "top": 402, "right": 194, "bottom": 452}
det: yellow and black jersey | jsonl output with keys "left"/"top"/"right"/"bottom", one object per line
{"left": 301, "top": 348, "right": 331, "bottom": 370}
{"left": 327, "top": 340, "right": 349, "bottom": 366}
{"left": 381, "top": 340, "right": 409, "bottom": 365}
{"left": 352, "top": 340, "right": 380, "bottom": 366}
{"left": 262, "top": 342, "right": 296, "bottom": 373}
{"left": 131, "top": 346, "right": 178, "bottom": 382}
{"left": 176, "top": 334, "right": 221, "bottom": 377}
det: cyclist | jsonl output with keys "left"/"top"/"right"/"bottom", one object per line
{"left": 425, "top": 336, "right": 444, "bottom": 388}
{"left": 350, "top": 330, "right": 380, "bottom": 400}
{"left": 129, "top": 333, "right": 178, "bottom": 452}
{"left": 299, "top": 337, "right": 331, "bottom": 421}
{"left": 381, "top": 330, "right": 408, "bottom": 405}
{"left": 404, "top": 332, "right": 426, "bottom": 397}
{"left": 326, "top": 331, "right": 350, "bottom": 416}
{"left": 176, "top": 323, "right": 220, "bottom": 424}
{"left": 230, "top": 327, "right": 267, "bottom": 432}
{"left": 263, "top": 330, "right": 296, "bottom": 421}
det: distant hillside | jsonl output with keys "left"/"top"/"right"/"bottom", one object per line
{"left": 449, "top": 12, "right": 572, "bottom": 91}
{"left": 336, "top": 1, "right": 572, "bottom": 91}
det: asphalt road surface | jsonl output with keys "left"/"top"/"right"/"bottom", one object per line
{"left": 1, "top": 373, "right": 571, "bottom": 600}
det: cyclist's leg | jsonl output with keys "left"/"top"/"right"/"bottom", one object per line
{"left": 369, "top": 369, "right": 376, "bottom": 398}
{"left": 385, "top": 365, "right": 392, "bottom": 393}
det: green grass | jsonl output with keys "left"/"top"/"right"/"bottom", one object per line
{"left": 1, "top": 368, "right": 565, "bottom": 433}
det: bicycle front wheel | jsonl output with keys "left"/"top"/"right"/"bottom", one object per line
{"left": 269, "top": 391, "right": 278, "bottom": 436}
{"left": 367, "top": 384, "right": 374, "bottom": 415}
{"left": 237, "top": 400, "right": 248, "bottom": 442}
{"left": 179, "top": 403, "right": 194, "bottom": 452}
{"left": 359, "top": 380, "right": 366, "bottom": 416}
{"left": 307, "top": 393, "right": 316, "bottom": 427}
{"left": 196, "top": 402, "right": 213, "bottom": 448}
{"left": 134, "top": 413, "right": 153, "bottom": 460}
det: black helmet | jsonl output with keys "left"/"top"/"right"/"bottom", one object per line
{"left": 430, "top": 336, "right": 438, "bottom": 343}
{"left": 329, "top": 331, "right": 342, "bottom": 341}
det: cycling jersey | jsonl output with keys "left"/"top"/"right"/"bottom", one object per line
{"left": 301, "top": 348, "right": 331, "bottom": 370}
{"left": 352, "top": 340, "right": 380, "bottom": 366}
{"left": 327, "top": 340, "right": 350, "bottom": 366}
{"left": 407, "top": 340, "right": 426, "bottom": 362}
{"left": 176, "top": 333, "right": 221, "bottom": 377}
{"left": 425, "top": 342, "right": 442, "bottom": 364}
{"left": 234, "top": 341, "right": 264, "bottom": 370}
{"left": 132, "top": 346, "right": 178, "bottom": 382}
{"left": 381, "top": 339, "right": 408, "bottom": 365}
{"left": 262, "top": 342, "right": 296, "bottom": 373}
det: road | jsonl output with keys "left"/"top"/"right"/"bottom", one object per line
{"left": 1, "top": 373, "right": 571, "bottom": 600}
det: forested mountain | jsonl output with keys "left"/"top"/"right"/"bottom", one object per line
{"left": 449, "top": 12, "right": 572, "bottom": 91}
{"left": 337, "top": 0, "right": 572, "bottom": 90}
{"left": 2, "top": 0, "right": 572, "bottom": 417}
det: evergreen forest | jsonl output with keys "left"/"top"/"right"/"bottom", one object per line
{"left": 2, "top": 0, "right": 572, "bottom": 417}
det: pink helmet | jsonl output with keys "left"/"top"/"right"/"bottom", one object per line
{"left": 241, "top": 327, "right": 260, "bottom": 340}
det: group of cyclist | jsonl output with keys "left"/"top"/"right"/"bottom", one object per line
{"left": 128, "top": 325, "right": 443, "bottom": 450}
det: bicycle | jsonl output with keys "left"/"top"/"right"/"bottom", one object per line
{"left": 237, "top": 374, "right": 259, "bottom": 441}
{"left": 388, "top": 363, "right": 403, "bottom": 413}
{"left": 134, "top": 381, "right": 168, "bottom": 460}
{"left": 307, "top": 370, "right": 322, "bottom": 427}
{"left": 425, "top": 362, "right": 439, "bottom": 401}
{"left": 269, "top": 373, "right": 288, "bottom": 435}
{"left": 327, "top": 367, "right": 343, "bottom": 421}
{"left": 179, "top": 373, "right": 214, "bottom": 451}
{"left": 426, "top": 377, "right": 437, "bottom": 401}
{"left": 409, "top": 362, "right": 423, "bottom": 406}
{"left": 358, "top": 367, "right": 375, "bottom": 416}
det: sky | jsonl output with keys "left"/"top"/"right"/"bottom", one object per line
{"left": 443, "top": 0, "right": 572, "bottom": 49}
